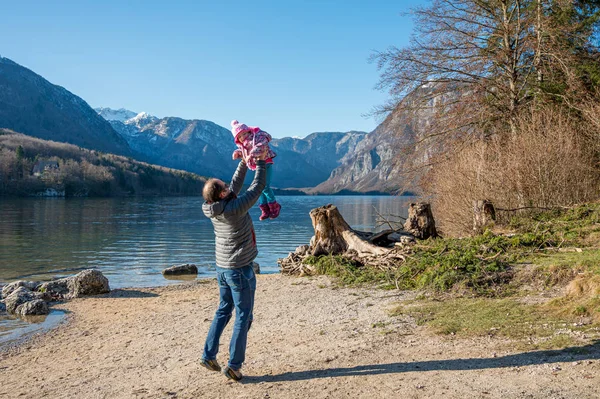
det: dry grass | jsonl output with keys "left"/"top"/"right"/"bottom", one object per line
{"left": 547, "top": 275, "right": 600, "bottom": 324}
{"left": 425, "top": 106, "right": 600, "bottom": 236}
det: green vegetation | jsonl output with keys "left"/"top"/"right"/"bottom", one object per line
{"left": 308, "top": 202, "right": 600, "bottom": 294}
{"left": 390, "top": 298, "right": 591, "bottom": 349}
{"left": 305, "top": 203, "right": 600, "bottom": 346}
{"left": 0, "top": 130, "right": 206, "bottom": 197}
{"left": 303, "top": 255, "right": 391, "bottom": 287}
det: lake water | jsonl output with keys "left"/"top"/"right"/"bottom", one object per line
{"left": 0, "top": 195, "right": 412, "bottom": 344}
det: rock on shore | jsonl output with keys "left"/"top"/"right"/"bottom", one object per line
{"left": 38, "top": 269, "right": 110, "bottom": 300}
{"left": 4, "top": 287, "right": 44, "bottom": 314}
{"left": 162, "top": 264, "right": 198, "bottom": 275}
{"left": 16, "top": 299, "right": 49, "bottom": 316}
{"left": 3, "top": 269, "right": 110, "bottom": 317}
{"left": 2, "top": 281, "right": 40, "bottom": 298}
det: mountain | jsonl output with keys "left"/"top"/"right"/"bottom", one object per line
{"left": 0, "top": 56, "right": 373, "bottom": 191}
{"left": 103, "top": 111, "right": 239, "bottom": 180}
{"left": 97, "top": 107, "right": 367, "bottom": 188}
{"left": 270, "top": 131, "right": 367, "bottom": 188}
{"left": 95, "top": 107, "right": 138, "bottom": 122}
{"left": 0, "top": 57, "right": 131, "bottom": 156}
{"left": 313, "top": 88, "right": 436, "bottom": 194}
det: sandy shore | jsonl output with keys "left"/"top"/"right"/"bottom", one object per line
{"left": 1, "top": 274, "right": 599, "bottom": 399}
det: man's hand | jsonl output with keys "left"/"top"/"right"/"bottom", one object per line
{"left": 232, "top": 150, "right": 242, "bottom": 160}
{"left": 254, "top": 151, "right": 267, "bottom": 161}
{"left": 253, "top": 146, "right": 268, "bottom": 161}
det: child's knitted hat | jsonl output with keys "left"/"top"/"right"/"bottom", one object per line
{"left": 231, "top": 120, "right": 251, "bottom": 143}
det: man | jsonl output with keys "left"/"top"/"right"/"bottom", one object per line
{"left": 200, "top": 155, "right": 267, "bottom": 381}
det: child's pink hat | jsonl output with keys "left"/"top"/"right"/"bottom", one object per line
{"left": 231, "top": 120, "right": 251, "bottom": 143}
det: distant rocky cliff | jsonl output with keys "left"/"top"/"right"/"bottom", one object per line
{"left": 313, "top": 88, "right": 437, "bottom": 194}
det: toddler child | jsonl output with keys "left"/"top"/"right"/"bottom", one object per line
{"left": 231, "top": 120, "right": 280, "bottom": 220}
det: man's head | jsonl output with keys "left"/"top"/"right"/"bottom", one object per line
{"left": 202, "top": 178, "right": 230, "bottom": 203}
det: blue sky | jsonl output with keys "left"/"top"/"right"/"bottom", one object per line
{"left": 1, "top": 1, "right": 424, "bottom": 138}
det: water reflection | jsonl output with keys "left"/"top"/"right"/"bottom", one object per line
{"left": 0, "top": 196, "right": 412, "bottom": 289}
{"left": 0, "top": 310, "right": 66, "bottom": 345}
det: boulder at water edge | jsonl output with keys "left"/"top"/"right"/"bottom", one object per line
{"left": 68, "top": 269, "right": 110, "bottom": 297}
{"left": 4, "top": 286, "right": 40, "bottom": 314}
{"left": 2, "top": 280, "right": 40, "bottom": 299}
{"left": 162, "top": 264, "right": 198, "bottom": 275}
{"left": 38, "top": 269, "right": 110, "bottom": 300}
{"left": 16, "top": 299, "right": 49, "bottom": 316}
{"left": 37, "top": 279, "right": 70, "bottom": 299}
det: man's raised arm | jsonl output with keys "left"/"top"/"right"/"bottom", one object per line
{"left": 229, "top": 160, "right": 267, "bottom": 216}
{"left": 229, "top": 160, "right": 248, "bottom": 196}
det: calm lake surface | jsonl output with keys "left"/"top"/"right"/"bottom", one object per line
{"left": 0, "top": 195, "right": 412, "bottom": 344}
{"left": 0, "top": 196, "right": 412, "bottom": 287}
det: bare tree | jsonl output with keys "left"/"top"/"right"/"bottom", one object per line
{"left": 373, "top": 0, "right": 599, "bottom": 141}
{"left": 374, "top": 0, "right": 542, "bottom": 136}
{"left": 371, "top": 0, "right": 600, "bottom": 233}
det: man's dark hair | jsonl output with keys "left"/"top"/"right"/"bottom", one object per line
{"left": 203, "top": 178, "right": 226, "bottom": 203}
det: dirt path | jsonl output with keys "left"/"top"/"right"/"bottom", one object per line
{"left": 1, "top": 274, "right": 599, "bottom": 399}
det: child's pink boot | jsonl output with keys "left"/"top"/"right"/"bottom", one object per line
{"left": 258, "top": 204, "right": 271, "bottom": 221}
{"left": 268, "top": 201, "right": 281, "bottom": 219}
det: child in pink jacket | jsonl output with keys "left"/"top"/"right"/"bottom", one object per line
{"left": 231, "top": 120, "right": 281, "bottom": 220}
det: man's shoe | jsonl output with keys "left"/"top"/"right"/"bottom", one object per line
{"left": 223, "top": 366, "right": 243, "bottom": 381}
{"left": 201, "top": 358, "right": 221, "bottom": 372}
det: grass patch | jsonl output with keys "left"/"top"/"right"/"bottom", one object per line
{"left": 371, "top": 321, "right": 389, "bottom": 328}
{"left": 521, "top": 248, "right": 600, "bottom": 288}
{"left": 508, "top": 202, "right": 600, "bottom": 247}
{"left": 305, "top": 202, "right": 600, "bottom": 296}
{"left": 391, "top": 298, "right": 558, "bottom": 338}
{"left": 303, "top": 255, "right": 392, "bottom": 287}
{"left": 391, "top": 297, "right": 599, "bottom": 348}
{"left": 546, "top": 275, "right": 600, "bottom": 323}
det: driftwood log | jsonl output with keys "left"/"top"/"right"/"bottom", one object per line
{"left": 279, "top": 204, "right": 432, "bottom": 276}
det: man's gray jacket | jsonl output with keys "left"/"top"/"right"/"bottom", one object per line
{"left": 202, "top": 160, "right": 267, "bottom": 269}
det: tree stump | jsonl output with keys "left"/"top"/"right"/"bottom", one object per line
{"left": 473, "top": 200, "right": 496, "bottom": 233}
{"left": 279, "top": 204, "right": 419, "bottom": 275}
{"left": 309, "top": 204, "right": 391, "bottom": 257}
{"left": 403, "top": 202, "right": 438, "bottom": 239}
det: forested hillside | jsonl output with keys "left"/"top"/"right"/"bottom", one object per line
{"left": 0, "top": 129, "right": 205, "bottom": 197}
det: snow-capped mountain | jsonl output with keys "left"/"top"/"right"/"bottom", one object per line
{"left": 94, "top": 107, "right": 139, "bottom": 123}
{"left": 96, "top": 107, "right": 369, "bottom": 188}
{"left": 97, "top": 108, "right": 238, "bottom": 180}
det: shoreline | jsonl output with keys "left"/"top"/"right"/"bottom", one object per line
{"left": 2, "top": 274, "right": 600, "bottom": 398}
{"left": 0, "top": 276, "right": 220, "bottom": 352}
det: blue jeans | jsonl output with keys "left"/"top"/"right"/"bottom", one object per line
{"left": 202, "top": 264, "right": 256, "bottom": 370}
{"left": 258, "top": 163, "right": 276, "bottom": 205}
